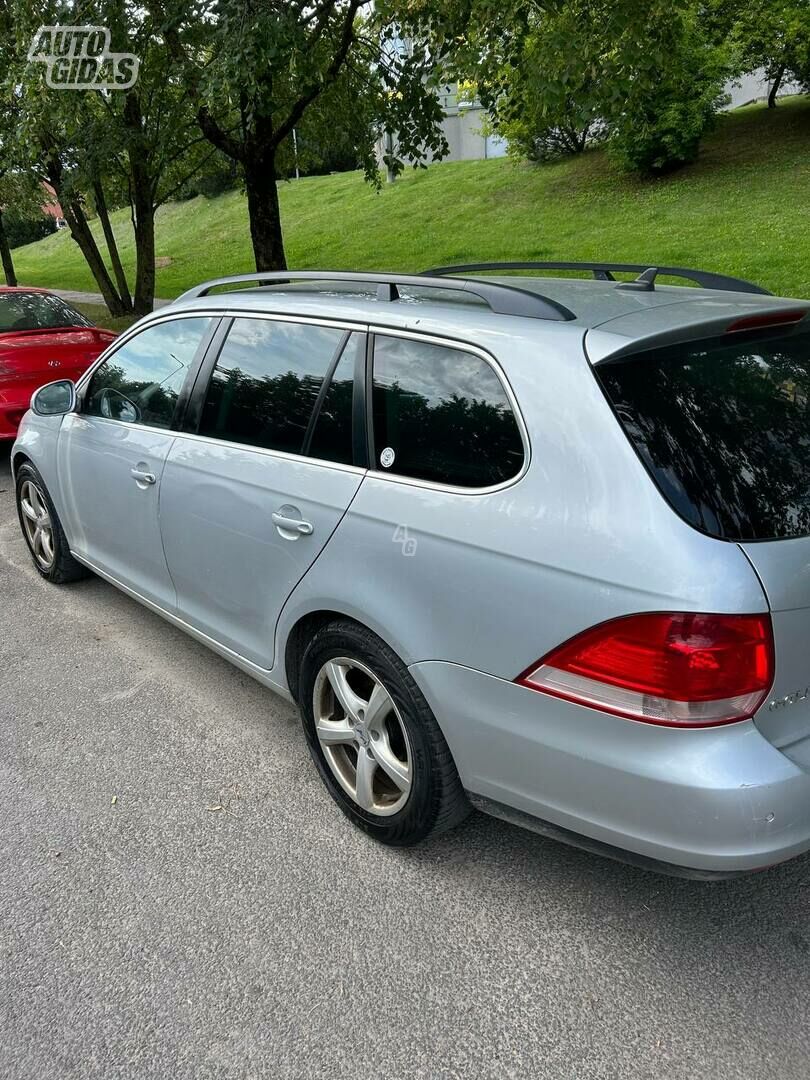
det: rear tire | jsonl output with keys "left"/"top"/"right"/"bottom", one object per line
{"left": 299, "top": 619, "right": 470, "bottom": 846}
{"left": 15, "top": 462, "right": 89, "bottom": 584}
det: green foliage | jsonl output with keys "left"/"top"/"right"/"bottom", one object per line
{"left": 724, "top": 0, "right": 810, "bottom": 91}
{"left": 412, "top": 0, "right": 730, "bottom": 176}
{"left": 3, "top": 208, "right": 57, "bottom": 249}
{"left": 608, "top": 11, "right": 731, "bottom": 175}
{"left": 11, "top": 98, "right": 810, "bottom": 302}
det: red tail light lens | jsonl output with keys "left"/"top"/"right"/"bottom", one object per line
{"left": 517, "top": 612, "right": 774, "bottom": 727}
{"left": 726, "top": 310, "right": 808, "bottom": 333}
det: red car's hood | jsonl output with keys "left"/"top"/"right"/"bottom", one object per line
{"left": 0, "top": 326, "right": 116, "bottom": 379}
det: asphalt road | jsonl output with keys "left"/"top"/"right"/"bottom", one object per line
{"left": 1, "top": 443, "right": 810, "bottom": 1080}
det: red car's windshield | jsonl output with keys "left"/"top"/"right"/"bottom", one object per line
{"left": 0, "top": 292, "right": 92, "bottom": 333}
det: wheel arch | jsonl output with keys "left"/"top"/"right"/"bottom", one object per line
{"left": 283, "top": 607, "right": 410, "bottom": 704}
{"left": 11, "top": 450, "right": 31, "bottom": 479}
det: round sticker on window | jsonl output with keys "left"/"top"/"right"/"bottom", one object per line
{"left": 380, "top": 446, "right": 396, "bottom": 469}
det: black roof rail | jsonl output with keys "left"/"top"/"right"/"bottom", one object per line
{"left": 174, "top": 270, "right": 577, "bottom": 322}
{"left": 423, "top": 261, "right": 772, "bottom": 296}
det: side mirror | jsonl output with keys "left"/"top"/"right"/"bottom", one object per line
{"left": 31, "top": 379, "right": 77, "bottom": 417}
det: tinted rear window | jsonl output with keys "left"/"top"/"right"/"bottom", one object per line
{"left": 596, "top": 330, "right": 810, "bottom": 541}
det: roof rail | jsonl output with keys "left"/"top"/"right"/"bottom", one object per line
{"left": 174, "top": 270, "right": 577, "bottom": 322}
{"left": 423, "top": 261, "right": 772, "bottom": 296}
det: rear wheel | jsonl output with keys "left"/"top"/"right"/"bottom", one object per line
{"left": 299, "top": 619, "right": 470, "bottom": 845}
{"left": 15, "top": 463, "right": 89, "bottom": 584}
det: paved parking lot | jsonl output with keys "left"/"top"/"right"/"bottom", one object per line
{"left": 1, "top": 443, "right": 809, "bottom": 1080}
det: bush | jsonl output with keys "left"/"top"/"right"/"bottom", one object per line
{"left": 609, "top": 88, "right": 727, "bottom": 175}
{"left": 607, "top": 14, "right": 730, "bottom": 175}
{"left": 4, "top": 209, "right": 57, "bottom": 249}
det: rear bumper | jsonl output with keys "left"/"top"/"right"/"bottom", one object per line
{"left": 410, "top": 660, "right": 810, "bottom": 875}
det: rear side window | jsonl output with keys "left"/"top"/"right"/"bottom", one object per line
{"left": 199, "top": 318, "right": 346, "bottom": 455}
{"left": 85, "top": 317, "right": 211, "bottom": 429}
{"left": 596, "top": 330, "right": 810, "bottom": 541}
{"left": 371, "top": 335, "right": 524, "bottom": 488}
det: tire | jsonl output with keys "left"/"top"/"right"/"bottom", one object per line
{"left": 299, "top": 619, "right": 470, "bottom": 846}
{"left": 15, "top": 462, "right": 89, "bottom": 584}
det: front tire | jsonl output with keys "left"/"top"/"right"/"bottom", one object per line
{"left": 299, "top": 620, "right": 469, "bottom": 846}
{"left": 15, "top": 463, "right": 89, "bottom": 584}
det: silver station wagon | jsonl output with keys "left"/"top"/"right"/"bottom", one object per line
{"left": 12, "top": 262, "right": 810, "bottom": 878}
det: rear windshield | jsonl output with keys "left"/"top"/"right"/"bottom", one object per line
{"left": 0, "top": 292, "right": 90, "bottom": 332}
{"left": 596, "top": 330, "right": 810, "bottom": 541}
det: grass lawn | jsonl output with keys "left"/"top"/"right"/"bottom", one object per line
{"left": 13, "top": 96, "right": 810, "bottom": 305}
{"left": 71, "top": 302, "right": 140, "bottom": 332}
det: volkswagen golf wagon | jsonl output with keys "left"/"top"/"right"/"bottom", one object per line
{"left": 12, "top": 262, "right": 810, "bottom": 878}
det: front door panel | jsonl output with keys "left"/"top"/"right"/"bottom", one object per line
{"left": 57, "top": 414, "right": 177, "bottom": 608}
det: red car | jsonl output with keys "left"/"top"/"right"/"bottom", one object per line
{"left": 0, "top": 287, "right": 117, "bottom": 440}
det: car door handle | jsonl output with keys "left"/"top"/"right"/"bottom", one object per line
{"left": 130, "top": 468, "right": 156, "bottom": 485}
{"left": 272, "top": 510, "right": 314, "bottom": 536}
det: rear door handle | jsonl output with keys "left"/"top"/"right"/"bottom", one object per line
{"left": 131, "top": 468, "right": 156, "bottom": 486}
{"left": 272, "top": 510, "right": 314, "bottom": 537}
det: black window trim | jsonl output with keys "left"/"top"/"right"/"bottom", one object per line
{"left": 366, "top": 325, "right": 530, "bottom": 495}
{"left": 301, "top": 329, "right": 351, "bottom": 457}
{"left": 77, "top": 312, "right": 221, "bottom": 431}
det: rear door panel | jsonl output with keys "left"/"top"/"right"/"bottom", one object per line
{"left": 158, "top": 437, "right": 364, "bottom": 668}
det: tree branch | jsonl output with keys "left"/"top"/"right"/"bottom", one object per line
{"left": 273, "top": 0, "right": 362, "bottom": 148}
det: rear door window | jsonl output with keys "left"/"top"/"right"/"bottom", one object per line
{"left": 596, "top": 329, "right": 810, "bottom": 541}
{"left": 199, "top": 318, "right": 347, "bottom": 455}
{"left": 371, "top": 334, "right": 524, "bottom": 488}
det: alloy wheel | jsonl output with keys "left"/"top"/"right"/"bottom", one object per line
{"left": 19, "top": 480, "right": 55, "bottom": 571}
{"left": 313, "top": 656, "right": 412, "bottom": 816}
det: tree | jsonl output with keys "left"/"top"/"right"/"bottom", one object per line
{"left": 0, "top": 171, "right": 52, "bottom": 286}
{"left": 6, "top": 0, "right": 215, "bottom": 314}
{"left": 462, "top": 1, "right": 615, "bottom": 163}
{"left": 607, "top": 8, "right": 730, "bottom": 175}
{"left": 724, "top": 0, "right": 810, "bottom": 107}
{"left": 404, "top": 0, "right": 730, "bottom": 175}
{"left": 155, "top": 0, "right": 448, "bottom": 271}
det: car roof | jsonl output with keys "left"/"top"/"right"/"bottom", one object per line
{"left": 0, "top": 286, "right": 52, "bottom": 295}
{"left": 163, "top": 272, "right": 810, "bottom": 363}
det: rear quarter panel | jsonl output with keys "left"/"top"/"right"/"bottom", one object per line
{"left": 277, "top": 323, "right": 767, "bottom": 680}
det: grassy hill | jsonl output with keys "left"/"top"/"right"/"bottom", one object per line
{"left": 12, "top": 96, "right": 810, "bottom": 318}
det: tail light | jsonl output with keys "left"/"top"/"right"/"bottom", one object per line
{"left": 726, "top": 310, "right": 808, "bottom": 333}
{"left": 516, "top": 612, "right": 774, "bottom": 727}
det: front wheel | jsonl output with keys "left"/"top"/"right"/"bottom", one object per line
{"left": 299, "top": 620, "right": 470, "bottom": 846}
{"left": 15, "top": 463, "right": 89, "bottom": 584}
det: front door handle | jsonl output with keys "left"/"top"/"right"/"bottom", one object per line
{"left": 131, "top": 467, "right": 156, "bottom": 486}
{"left": 272, "top": 508, "right": 314, "bottom": 538}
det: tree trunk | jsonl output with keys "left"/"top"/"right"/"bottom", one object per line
{"left": 93, "top": 180, "right": 132, "bottom": 311}
{"left": 131, "top": 197, "right": 156, "bottom": 316}
{"left": 45, "top": 160, "right": 126, "bottom": 316}
{"left": 244, "top": 158, "right": 287, "bottom": 271}
{"left": 124, "top": 91, "right": 157, "bottom": 315}
{"left": 768, "top": 65, "right": 786, "bottom": 108}
{"left": 0, "top": 208, "right": 17, "bottom": 287}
